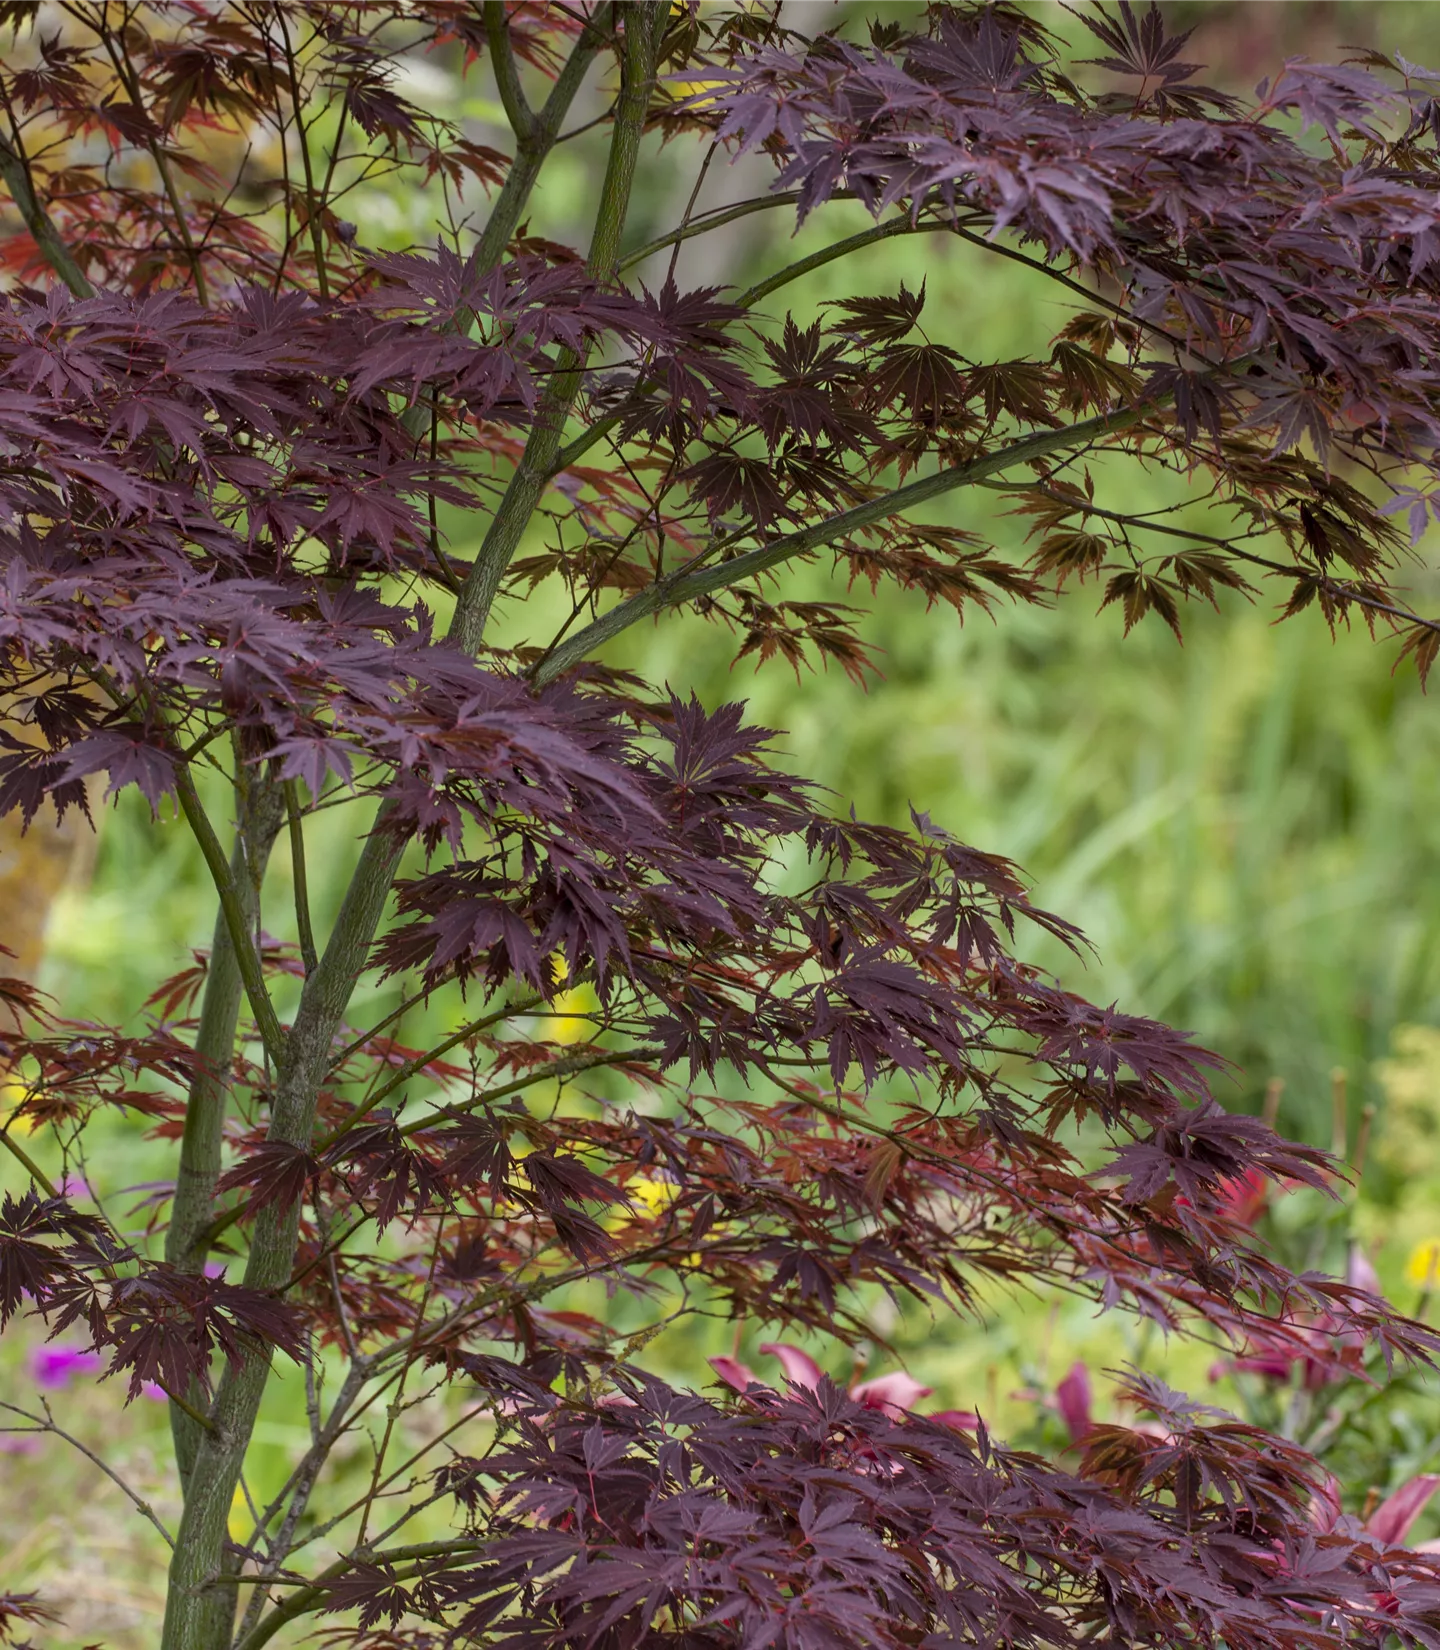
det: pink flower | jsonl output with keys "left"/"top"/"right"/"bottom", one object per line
{"left": 1055, "top": 1361, "right": 1093, "bottom": 1444}
{"left": 0, "top": 1435, "right": 40, "bottom": 1456}
{"left": 29, "top": 1343, "right": 102, "bottom": 1389}
{"left": 1346, "top": 1242, "right": 1383, "bottom": 1301}
{"left": 851, "top": 1370, "right": 934, "bottom": 1418}
{"left": 1310, "top": 1471, "right": 1440, "bottom": 1548}
{"left": 1210, "top": 1316, "right": 1362, "bottom": 1392}
{"left": 709, "top": 1342, "right": 938, "bottom": 1421}
{"left": 1368, "top": 1476, "right": 1440, "bottom": 1547}
{"left": 928, "top": 1408, "right": 982, "bottom": 1431}
{"left": 141, "top": 1381, "right": 167, "bottom": 1403}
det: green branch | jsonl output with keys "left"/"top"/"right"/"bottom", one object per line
{"left": 0, "top": 125, "right": 94, "bottom": 299}
{"left": 448, "top": 1, "right": 669, "bottom": 654}
{"left": 315, "top": 993, "right": 543, "bottom": 1155}
{"left": 231, "top": 1539, "right": 487, "bottom": 1650}
{"left": 531, "top": 400, "right": 1150, "bottom": 684}
{"left": 0, "top": 1127, "right": 58, "bottom": 1199}
{"left": 173, "top": 769, "right": 287, "bottom": 1070}
{"left": 485, "top": 0, "right": 536, "bottom": 142}
{"left": 733, "top": 216, "right": 952, "bottom": 310}
{"left": 165, "top": 769, "right": 283, "bottom": 1487}
{"left": 285, "top": 781, "right": 318, "bottom": 976}
{"left": 469, "top": 3, "right": 612, "bottom": 281}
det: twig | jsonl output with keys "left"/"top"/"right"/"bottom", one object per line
{"left": 0, "top": 1398, "right": 175, "bottom": 1549}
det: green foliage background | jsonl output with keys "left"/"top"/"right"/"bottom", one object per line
{"left": 13, "top": 4, "right": 1440, "bottom": 1640}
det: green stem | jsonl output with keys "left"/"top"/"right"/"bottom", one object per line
{"left": 275, "top": 7, "right": 328, "bottom": 301}
{"left": 468, "top": 3, "right": 612, "bottom": 282}
{"left": 173, "top": 768, "right": 287, "bottom": 1070}
{"left": 165, "top": 769, "right": 283, "bottom": 1489}
{"left": 733, "top": 216, "right": 951, "bottom": 310}
{"left": 550, "top": 214, "right": 955, "bottom": 476}
{"left": 449, "top": 1, "right": 668, "bottom": 654}
{"left": 485, "top": 0, "right": 536, "bottom": 142}
{"left": 0, "top": 1127, "right": 58, "bottom": 1199}
{"left": 315, "top": 993, "right": 542, "bottom": 1154}
{"left": 158, "top": 820, "right": 420, "bottom": 1648}
{"left": 285, "top": 780, "right": 318, "bottom": 976}
{"left": 232, "top": 1540, "right": 486, "bottom": 1650}
{"left": 616, "top": 187, "right": 812, "bottom": 274}
{"left": 0, "top": 122, "right": 94, "bottom": 298}
{"left": 157, "top": 16, "right": 633, "bottom": 1646}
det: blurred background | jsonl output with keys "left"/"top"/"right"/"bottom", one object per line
{"left": 11, "top": 3, "right": 1440, "bottom": 1641}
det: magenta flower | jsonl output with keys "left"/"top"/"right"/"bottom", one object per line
{"left": 1054, "top": 1362, "right": 1093, "bottom": 1444}
{"left": 29, "top": 1343, "right": 102, "bottom": 1389}
{"left": 0, "top": 1435, "right": 40, "bottom": 1456}
{"left": 1369, "top": 1476, "right": 1440, "bottom": 1548}
{"left": 1310, "top": 1472, "right": 1440, "bottom": 1548}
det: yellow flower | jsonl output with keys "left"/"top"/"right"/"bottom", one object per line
{"left": 536, "top": 957, "right": 600, "bottom": 1046}
{"left": 629, "top": 1174, "right": 680, "bottom": 1218}
{"left": 3, "top": 1075, "right": 34, "bottom": 1134}
{"left": 228, "top": 1484, "right": 251, "bottom": 1542}
{"left": 1406, "top": 1239, "right": 1440, "bottom": 1286}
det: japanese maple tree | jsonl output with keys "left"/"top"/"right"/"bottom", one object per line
{"left": 4, "top": 3, "right": 1440, "bottom": 1647}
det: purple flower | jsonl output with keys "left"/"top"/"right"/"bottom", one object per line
{"left": 0, "top": 1435, "right": 40, "bottom": 1456}
{"left": 29, "top": 1343, "right": 102, "bottom": 1389}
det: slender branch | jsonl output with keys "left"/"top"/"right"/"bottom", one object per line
{"left": 197, "top": 994, "right": 563, "bottom": 1254}
{"left": 172, "top": 767, "right": 287, "bottom": 1069}
{"left": 469, "top": 2, "right": 613, "bottom": 281}
{"left": 531, "top": 400, "right": 1153, "bottom": 683}
{"left": 485, "top": 0, "right": 536, "bottom": 142}
{"left": 232, "top": 1540, "right": 486, "bottom": 1650}
{"left": 285, "top": 780, "right": 319, "bottom": 976}
{"left": 616, "top": 187, "right": 814, "bottom": 274}
{"left": 274, "top": 6, "right": 329, "bottom": 301}
{"left": 84, "top": 12, "right": 210, "bottom": 304}
{"left": 159, "top": 18, "right": 628, "bottom": 1647}
{"left": 551, "top": 217, "right": 954, "bottom": 477}
{"left": 0, "top": 1126, "right": 58, "bottom": 1198}
{"left": 0, "top": 113, "right": 94, "bottom": 298}
{"left": 325, "top": 989, "right": 431, "bottom": 1077}
{"left": 734, "top": 216, "right": 952, "bottom": 310}
{"left": 398, "top": 1044, "right": 659, "bottom": 1139}
{"left": 449, "top": 1, "right": 668, "bottom": 653}
{"left": 315, "top": 993, "right": 543, "bottom": 1154}
{"left": 1, "top": 1399, "right": 175, "bottom": 1549}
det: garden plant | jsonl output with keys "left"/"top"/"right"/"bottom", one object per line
{"left": 8, "top": 2, "right": 1440, "bottom": 1647}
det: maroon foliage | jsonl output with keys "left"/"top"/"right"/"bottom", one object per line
{"left": 2, "top": 4, "right": 1440, "bottom": 1647}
